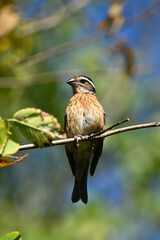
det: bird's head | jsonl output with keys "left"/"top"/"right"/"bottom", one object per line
{"left": 67, "top": 75, "right": 96, "bottom": 95}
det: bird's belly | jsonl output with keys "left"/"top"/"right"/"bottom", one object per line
{"left": 82, "top": 112, "right": 101, "bottom": 135}
{"left": 82, "top": 116, "right": 94, "bottom": 135}
{"left": 70, "top": 111, "right": 102, "bottom": 136}
{"left": 71, "top": 113, "right": 97, "bottom": 135}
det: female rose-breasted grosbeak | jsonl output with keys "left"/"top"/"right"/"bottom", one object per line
{"left": 65, "top": 75, "right": 105, "bottom": 204}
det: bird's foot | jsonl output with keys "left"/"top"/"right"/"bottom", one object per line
{"left": 74, "top": 135, "right": 83, "bottom": 147}
{"left": 88, "top": 133, "right": 95, "bottom": 140}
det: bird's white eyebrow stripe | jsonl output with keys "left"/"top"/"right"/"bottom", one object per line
{"left": 68, "top": 78, "right": 75, "bottom": 82}
{"left": 80, "top": 77, "right": 95, "bottom": 89}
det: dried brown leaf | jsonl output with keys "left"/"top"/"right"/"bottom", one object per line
{"left": 0, "top": 154, "right": 28, "bottom": 167}
{"left": 0, "top": 4, "right": 20, "bottom": 39}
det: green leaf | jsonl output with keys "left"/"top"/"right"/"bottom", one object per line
{"left": 0, "top": 117, "right": 9, "bottom": 149}
{"left": 0, "top": 119, "right": 19, "bottom": 156}
{"left": 0, "top": 231, "right": 22, "bottom": 240}
{"left": 2, "top": 126, "right": 19, "bottom": 155}
{"left": 11, "top": 108, "right": 63, "bottom": 147}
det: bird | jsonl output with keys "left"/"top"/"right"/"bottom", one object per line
{"left": 65, "top": 75, "right": 106, "bottom": 204}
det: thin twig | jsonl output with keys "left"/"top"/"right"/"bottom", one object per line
{"left": 14, "top": 1, "right": 160, "bottom": 69}
{"left": 90, "top": 117, "right": 130, "bottom": 138}
{"left": 15, "top": 32, "right": 103, "bottom": 68}
{"left": 0, "top": 64, "right": 154, "bottom": 89}
{"left": 19, "top": 121, "right": 160, "bottom": 151}
{"left": 16, "top": 0, "right": 160, "bottom": 37}
{"left": 16, "top": 0, "right": 95, "bottom": 37}
{"left": 129, "top": 0, "right": 160, "bottom": 25}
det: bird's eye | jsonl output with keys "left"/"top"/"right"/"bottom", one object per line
{"left": 80, "top": 79, "right": 86, "bottom": 84}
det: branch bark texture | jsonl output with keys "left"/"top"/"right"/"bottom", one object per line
{"left": 19, "top": 121, "right": 160, "bottom": 151}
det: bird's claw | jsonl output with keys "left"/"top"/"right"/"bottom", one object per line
{"left": 74, "top": 135, "right": 83, "bottom": 147}
{"left": 88, "top": 133, "right": 95, "bottom": 140}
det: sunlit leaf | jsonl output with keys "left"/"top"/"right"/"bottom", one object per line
{"left": 11, "top": 108, "right": 63, "bottom": 147}
{"left": 0, "top": 125, "right": 19, "bottom": 156}
{"left": 0, "top": 119, "right": 19, "bottom": 156}
{"left": 0, "top": 154, "right": 28, "bottom": 168}
{"left": 0, "top": 231, "right": 22, "bottom": 240}
{"left": 0, "top": 117, "right": 9, "bottom": 149}
{"left": 96, "top": 0, "right": 125, "bottom": 35}
{"left": 0, "top": 4, "right": 20, "bottom": 39}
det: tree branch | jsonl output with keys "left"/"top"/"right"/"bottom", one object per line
{"left": 129, "top": 0, "right": 160, "bottom": 25}
{"left": 19, "top": 121, "right": 160, "bottom": 151}
{"left": 14, "top": 1, "right": 160, "bottom": 69}
{"left": 16, "top": 0, "right": 95, "bottom": 37}
{"left": 0, "top": 63, "right": 155, "bottom": 89}
{"left": 16, "top": 0, "right": 160, "bottom": 37}
{"left": 15, "top": 32, "right": 103, "bottom": 68}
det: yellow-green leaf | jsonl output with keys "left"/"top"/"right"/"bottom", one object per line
{"left": 0, "top": 119, "right": 19, "bottom": 156}
{"left": 0, "top": 117, "right": 9, "bottom": 148}
{"left": 11, "top": 108, "right": 63, "bottom": 147}
{"left": 0, "top": 231, "right": 22, "bottom": 240}
{"left": 0, "top": 125, "right": 19, "bottom": 156}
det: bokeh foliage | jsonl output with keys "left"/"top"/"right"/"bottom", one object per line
{"left": 0, "top": 0, "right": 160, "bottom": 239}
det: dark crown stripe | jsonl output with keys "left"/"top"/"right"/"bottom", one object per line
{"left": 78, "top": 75, "right": 95, "bottom": 90}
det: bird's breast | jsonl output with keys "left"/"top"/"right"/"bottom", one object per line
{"left": 66, "top": 93, "right": 105, "bottom": 137}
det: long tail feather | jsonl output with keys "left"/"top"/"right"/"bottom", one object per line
{"left": 79, "top": 165, "right": 88, "bottom": 204}
{"left": 71, "top": 180, "right": 80, "bottom": 203}
{"left": 72, "top": 161, "right": 89, "bottom": 204}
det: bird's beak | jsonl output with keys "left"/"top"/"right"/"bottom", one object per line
{"left": 67, "top": 78, "right": 77, "bottom": 86}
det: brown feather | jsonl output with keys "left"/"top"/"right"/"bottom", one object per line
{"left": 65, "top": 76, "right": 106, "bottom": 203}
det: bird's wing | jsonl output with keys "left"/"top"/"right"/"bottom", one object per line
{"left": 90, "top": 138, "right": 103, "bottom": 176}
{"left": 65, "top": 145, "right": 75, "bottom": 176}
{"left": 64, "top": 114, "right": 75, "bottom": 176}
{"left": 64, "top": 114, "right": 67, "bottom": 131}
{"left": 90, "top": 112, "right": 105, "bottom": 176}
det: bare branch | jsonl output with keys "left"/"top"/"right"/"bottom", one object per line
{"left": 0, "top": 63, "right": 155, "bottom": 89}
{"left": 129, "top": 0, "right": 160, "bottom": 24}
{"left": 16, "top": 0, "right": 160, "bottom": 38}
{"left": 19, "top": 121, "right": 160, "bottom": 151}
{"left": 15, "top": 0, "right": 160, "bottom": 70}
{"left": 90, "top": 118, "right": 130, "bottom": 138}
{"left": 16, "top": 0, "right": 95, "bottom": 37}
{"left": 15, "top": 32, "right": 103, "bottom": 69}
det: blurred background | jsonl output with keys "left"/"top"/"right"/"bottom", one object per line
{"left": 0, "top": 0, "right": 160, "bottom": 239}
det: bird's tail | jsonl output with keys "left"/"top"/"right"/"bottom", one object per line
{"left": 71, "top": 162, "right": 89, "bottom": 204}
